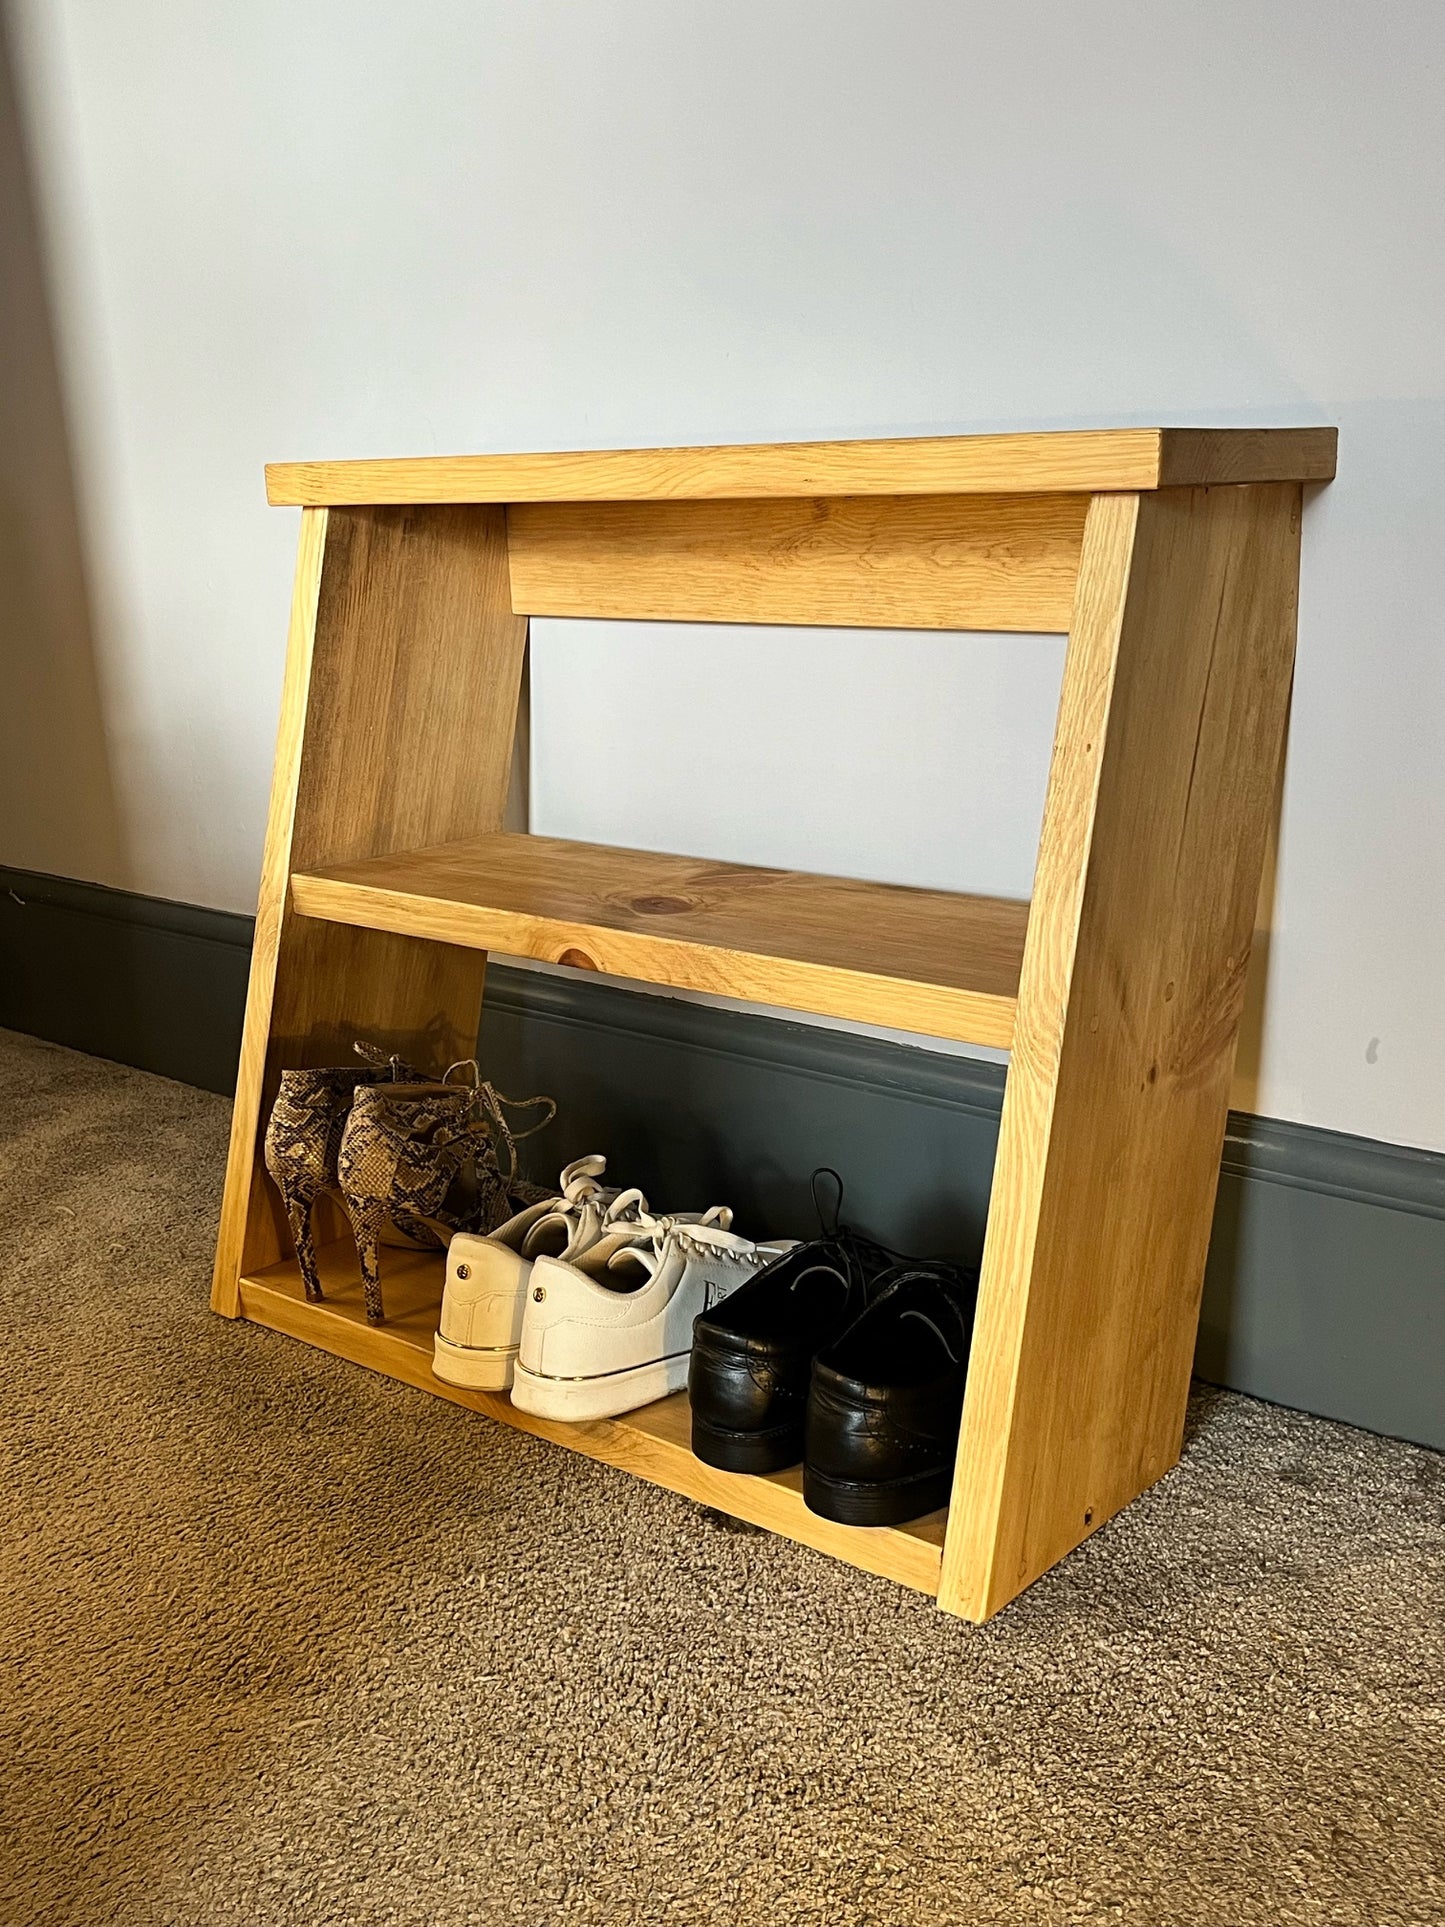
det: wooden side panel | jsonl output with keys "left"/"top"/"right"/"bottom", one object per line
{"left": 940, "top": 483, "right": 1303, "bottom": 1621}
{"left": 211, "top": 505, "right": 528, "bottom": 1312}
{"left": 505, "top": 494, "right": 1087, "bottom": 631}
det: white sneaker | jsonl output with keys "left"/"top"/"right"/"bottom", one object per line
{"left": 510, "top": 1213, "right": 797, "bottom": 1422}
{"left": 433, "top": 1156, "right": 647, "bottom": 1390}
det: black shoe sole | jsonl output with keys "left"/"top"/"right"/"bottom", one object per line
{"left": 803, "top": 1463, "right": 953, "bottom": 1527}
{"left": 691, "top": 1413, "right": 804, "bottom": 1475}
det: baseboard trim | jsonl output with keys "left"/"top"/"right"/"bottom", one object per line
{"left": 489, "top": 962, "right": 1445, "bottom": 1224}
{"left": 1220, "top": 1111, "right": 1444, "bottom": 1222}
{"left": 0, "top": 866, "right": 253, "bottom": 1095}
{"left": 0, "top": 866, "right": 256, "bottom": 948}
{"left": 483, "top": 961, "right": 1012, "bottom": 1122}
{"left": 2, "top": 866, "right": 1440, "bottom": 1447}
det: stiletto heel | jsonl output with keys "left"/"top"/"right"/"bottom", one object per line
{"left": 336, "top": 1068, "right": 555, "bottom": 1322}
{"left": 262, "top": 1043, "right": 423, "bottom": 1292}
{"left": 279, "top": 1181, "right": 325, "bottom": 1301}
{"left": 343, "top": 1204, "right": 388, "bottom": 1323}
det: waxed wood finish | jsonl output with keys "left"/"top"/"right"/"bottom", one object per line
{"left": 212, "top": 508, "right": 328, "bottom": 1310}
{"left": 265, "top": 427, "right": 1337, "bottom": 506}
{"left": 211, "top": 505, "right": 528, "bottom": 1312}
{"left": 239, "top": 1242, "right": 947, "bottom": 1594}
{"left": 221, "top": 426, "right": 1328, "bottom": 1621}
{"left": 939, "top": 484, "right": 1304, "bottom": 1621}
{"left": 504, "top": 493, "right": 1088, "bottom": 631}
{"left": 291, "top": 832, "right": 1030, "bottom": 1048}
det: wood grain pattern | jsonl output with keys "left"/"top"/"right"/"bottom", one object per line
{"left": 265, "top": 428, "right": 1337, "bottom": 506}
{"left": 1155, "top": 427, "right": 1335, "bottom": 488}
{"left": 505, "top": 493, "right": 1087, "bottom": 631}
{"left": 211, "top": 506, "right": 528, "bottom": 1312}
{"left": 239, "top": 1241, "right": 947, "bottom": 1595}
{"left": 224, "top": 427, "right": 1330, "bottom": 1620}
{"left": 211, "top": 507, "right": 329, "bottom": 1312}
{"left": 939, "top": 483, "right": 1304, "bottom": 1621}
{"left": 290, "top": 833, "right": 1030, "bottom": 1048}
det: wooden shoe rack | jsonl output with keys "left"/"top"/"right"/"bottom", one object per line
{"left": 212, "top": 426, "right": 1336, "bottom": 1621}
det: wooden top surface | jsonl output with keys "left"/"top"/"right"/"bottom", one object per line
{"left": 266, "top": 427, "right": 1337, "bottom": 506}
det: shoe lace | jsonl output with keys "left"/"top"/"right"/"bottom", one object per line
{"left": 441, "top": 1060, "right": 557, "bottom": 1186}
{"left": 533, "top": 1156, "right": 619, "bottom": 1241}
{"left": 607, "top": 1191, "right": 734, "bottom": 1242}
{"left": 556, "top": 1154, "right": 611, "bottom": 1208}
{"left": 601, "top": 1197, "right": 769, "bottom": 1280}
{"left": 353, "top": 1041, "right": 412, "bottom": 1080}
{"left": 672, "top": 1218, "right": 761, "bottom": 1263}
{"left": 802, "top": 1166, "right": 905, "bottom": 1306}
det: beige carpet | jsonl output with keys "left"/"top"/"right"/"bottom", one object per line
{"left": 1, "top": 1027, "right": 1441, "bottom": 1927}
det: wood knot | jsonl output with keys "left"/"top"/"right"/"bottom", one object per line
{"left": 556, "top": 947, "right": 599, "bottom": 971}
{"left": 629, "top": 894, "right": 694, "bottom": 915}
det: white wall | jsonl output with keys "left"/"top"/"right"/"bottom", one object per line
{"left": 5, "top": 0, "right": 1443, "bottom": 1151}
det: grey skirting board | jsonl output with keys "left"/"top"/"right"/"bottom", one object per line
{"left": 3, "top": 864, "right": 1441, "bottom": 1450}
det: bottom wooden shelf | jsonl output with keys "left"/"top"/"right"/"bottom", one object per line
{"left": 238, "top": 1238, "right": 948, "bottom": 1597}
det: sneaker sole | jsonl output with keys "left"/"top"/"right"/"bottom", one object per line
{"left": 432, "top": 1331, "right": 518, "bottom": 1391}
{"left": 691, "top": 1413, "right": 804, "bottom": 1474}
{"left": 510, "top": 1353, "right": 687, "bottom": 1423}
{"left": 803, "top": 1463, "right": 953, "bottom": 1527}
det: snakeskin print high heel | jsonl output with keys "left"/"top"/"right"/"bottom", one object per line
{"left": 337, "top": 1065, "right": 555, "bottom": 1322}
{"left": 263, "top": 1043, "right": 423, "bottom": 1302}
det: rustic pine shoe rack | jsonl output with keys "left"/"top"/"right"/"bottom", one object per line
{"left": 212, "top": 426, "right": 1336, "bottom": 1621}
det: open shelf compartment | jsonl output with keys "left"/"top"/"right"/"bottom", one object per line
{"left": 291, "top": 832, "right": 1030, "bottom": 1048}
{"left": 239, "top": 1239, "right": 947, "bottom": 1596}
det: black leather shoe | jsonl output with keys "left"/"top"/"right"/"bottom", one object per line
{"left": 689, "top": 1216, "right": 897, "bottom": 1474}
{"left": 803, "top": 1262, "right": 978, "bottom": 1527}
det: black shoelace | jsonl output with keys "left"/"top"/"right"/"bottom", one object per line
{"left": 804, "top": 1168, "right": 910, "bottom": 1312}
{"left": 805, "top": 1168, "right": 980, "bottom": 1329}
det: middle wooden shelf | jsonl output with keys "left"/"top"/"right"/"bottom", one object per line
{"left": 290, "top": 832, "right": 1029, "bottom": 1047}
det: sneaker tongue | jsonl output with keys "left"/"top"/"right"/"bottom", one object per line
{"left": 566, "top": 1227, "right": 646, "bottom": 1278}
{"left": 607, "top": 1245, "right": 657, "bottom": 1278}
{"left": 521, "top": 1211, "right": 574, "bottom": 1258}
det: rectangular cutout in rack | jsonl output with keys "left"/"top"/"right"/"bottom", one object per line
{"left": 290, "top": 832, "right": 1030, "bottom": 1048}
